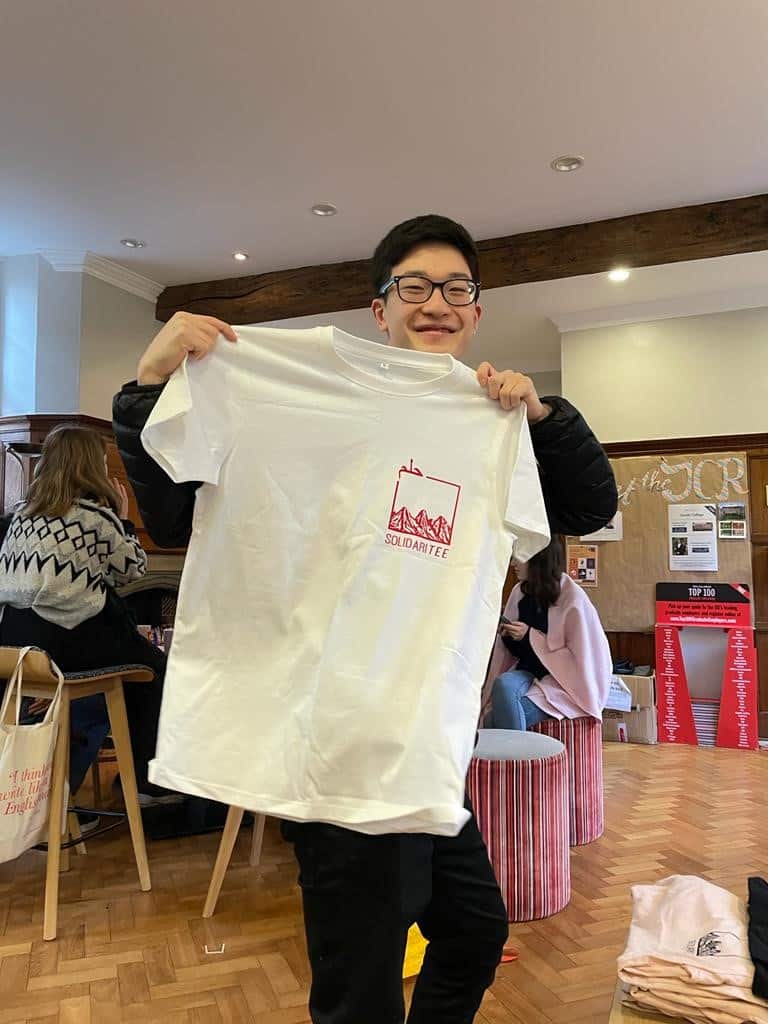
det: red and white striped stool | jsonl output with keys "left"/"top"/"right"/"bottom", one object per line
{"left": 531, "top": 716, "right": 604, "bottom": 846}
{"left": 468, "top": 729, "right": 570, "bottom": 923}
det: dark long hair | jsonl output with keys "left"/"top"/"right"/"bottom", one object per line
{"left": 521, "top": 536, "right": 565, "bottom": 609}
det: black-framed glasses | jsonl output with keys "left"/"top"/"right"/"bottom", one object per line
{"left": 379, "top": 275, "right": 481, "bottom": 306}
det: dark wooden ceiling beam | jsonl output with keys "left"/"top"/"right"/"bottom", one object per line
{"left": 156, "top": 194, "right": 768, "bottom": 323}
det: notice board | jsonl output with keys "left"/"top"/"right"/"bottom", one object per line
{"left": 581, "top": 451, "right": 752, "bottom": 632}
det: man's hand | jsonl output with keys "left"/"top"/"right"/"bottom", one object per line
{"left": 137, "top": 312, "right": 238, "bottom": 386}
{"left": 476, "top": 363, "right": 551, "bottom": 423}
{"left": 500, "top": 621, "right": 529, "bottom": 641}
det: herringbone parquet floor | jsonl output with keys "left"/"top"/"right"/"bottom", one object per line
{"left": 1, "top": 743, "right": 766, "bottom": 1024}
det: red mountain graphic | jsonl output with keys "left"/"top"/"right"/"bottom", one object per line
{"left": 389, "top": 507, "right": 452, "bottom": 544}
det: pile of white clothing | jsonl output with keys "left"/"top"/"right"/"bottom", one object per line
{"left": 618, "top": 875, "right": 768, "bottom": 1023}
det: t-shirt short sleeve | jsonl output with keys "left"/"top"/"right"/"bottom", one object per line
{"left": 498, "top": 406, "right": 550, "bottom": 562}
{"left": 141, "top": 351, "right": 233, "bottom": 485}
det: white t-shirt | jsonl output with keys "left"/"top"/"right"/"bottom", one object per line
{"left": 142, "top": 326, "right": 549, "bottom": 836}
{"left": 618, "top": 875, "right": 768, "bottom": 1023}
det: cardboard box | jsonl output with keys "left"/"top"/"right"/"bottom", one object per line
{"left": 621, "top": 674, "right": 654, "bottom": 710}
{"left": 602, "top": 674, "right": 657, "bottom": 745}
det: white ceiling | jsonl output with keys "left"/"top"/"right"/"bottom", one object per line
{"left": 2, "top": 0, "right": 768, "bottom": 287}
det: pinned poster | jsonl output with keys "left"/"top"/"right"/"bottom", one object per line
{"left": 655, "top": 583, "right": 757, "bottom": 750}
{"left": 668, "top": 504, "right": 718, "bottom": 572}
{"left": 566, "top": 543, "right": 598, "bottom": 587}
{"left": 580, "top": 511, "right": 623, "bottom": 542}
{"left": 718, "top": 502, "right": 747, "bottom": 539}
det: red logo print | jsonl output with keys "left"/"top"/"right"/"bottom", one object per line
{"left": 388, "top": 459, "right": 461, "bottom": 546}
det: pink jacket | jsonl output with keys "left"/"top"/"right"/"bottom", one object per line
{"left": 482, "top": 574, "right": 612, "bottom": 721}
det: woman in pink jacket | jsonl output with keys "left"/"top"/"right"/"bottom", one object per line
{"left": 484, "top": 537, "right": 612, "bottom": 729}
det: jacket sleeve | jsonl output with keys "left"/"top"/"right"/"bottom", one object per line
{"left": 529, "top": 396, "right": 618, "bottom": 537}
{"left": 112, "top": 382, "right": 200, "bottom": 548}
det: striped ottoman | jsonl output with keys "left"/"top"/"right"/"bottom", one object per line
{"left": 468, "top": 729, "right": 570, "bottom": 922}
{"left": 531, "top": 716, "right": 604, "bottom": 846}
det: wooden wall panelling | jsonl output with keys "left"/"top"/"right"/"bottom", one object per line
{"left": 605, "top": 631, "right": 655, "bottom": 669}
{"left": 748, "top": 455, "right": 768, "bottom": 542}
{"left": 751, "top": 543, "right": 768, "bottom": 628}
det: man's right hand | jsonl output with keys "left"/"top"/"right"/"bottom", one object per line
{"left": 137, "top": 312, "right": 238, "bottom": 385}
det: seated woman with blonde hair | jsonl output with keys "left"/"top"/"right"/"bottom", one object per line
{"left": 483, "top": 537, "right": 612, "bottom": 729}
{"left": 0, "top": 425, "right": 173, "bottom": 807}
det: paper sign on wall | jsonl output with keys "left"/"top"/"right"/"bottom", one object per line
{"left": 567, "top": 543, "right": 598, "bottom": 587}
{"left": 668, "top": 504, "right": 718, "bottom": 572}
{"left": 581, "top": 511, "right": 623, "bottom": 542}
{"left": 718, "top": 502, "right": 747, "bottom": 539}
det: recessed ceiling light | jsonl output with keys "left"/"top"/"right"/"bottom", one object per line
{"left": 120, "top": 238, "right": 146, "bottom": 248}
{"left": 311, "top": 202, "right": 338, "bottom": 217}
{"left": 232, "top": 251, "right": 249, "bottom": 261}
{"left": 608, "top": 268, "right": 631, "bottom": 282}
{"left": 550, "top": 155, "right": 584, "bottom": 173}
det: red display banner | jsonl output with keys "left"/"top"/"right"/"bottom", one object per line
{"left": 716, "top": 627, "right": 759, "bottom": 750}
{"left": 655, "top": 625, "right": 698, "bottom": 745}
{"left": 655, "top": 583, "right": 757, "bottom": 751}
{"left": 656, "top": 582, "right": 752, "bottom": 628}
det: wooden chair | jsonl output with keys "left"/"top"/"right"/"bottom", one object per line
{"left": 202, "top": 806, "right": 266, "bottom": 918}
{"left": 0, "top": 647, "right": 153, "bottom": 940}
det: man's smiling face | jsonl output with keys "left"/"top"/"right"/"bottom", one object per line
{"left": 372, "top": 243, "right": 482, "bottom": 360}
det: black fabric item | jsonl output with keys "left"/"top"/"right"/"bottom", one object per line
{"left": 748, "top": 876, "right": 768, "bottom": 998}
{"left": 141, "top": 797, "right": 229, "bottom": 840}
{"left": 112, "top": 382, "right": 200, "bottom": 548}
{"left": 281, "top": 795, "right": 507, "bottom": 1024}
{"left": 112, "top": 387, "right": 618, "bottom": 550}
{"left": 613, "top": 658, "right": 635, "bottom": 675}
{"left": 530, "top": 395, "right": 618, "bottom": 536}
{"left": 501, "top": 592, "right": 549, "bottom": 679}
{"left": 0, "top": 597, "right": 165, "bottom": 793}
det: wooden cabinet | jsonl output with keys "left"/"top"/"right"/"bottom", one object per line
{"left": 0, "top": 414, "right": 182, "bottom": 555}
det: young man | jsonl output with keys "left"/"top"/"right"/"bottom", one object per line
{"left": 113, "top": 215, "right": 617, "bottom": 1024}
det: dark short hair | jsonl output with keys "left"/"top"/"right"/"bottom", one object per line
{"left": 371, "top": 214, "right": 480, "bottom": 296}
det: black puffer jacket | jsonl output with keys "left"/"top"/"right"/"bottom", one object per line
{"left": 112, "top": 383, "right": 617, "bottom": 548}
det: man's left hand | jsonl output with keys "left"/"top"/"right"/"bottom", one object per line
{"left": 476, "top": 363, "right": 551, "bottom": 424}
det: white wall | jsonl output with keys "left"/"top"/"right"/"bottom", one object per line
{"left": 79, "top": 275, "right": 162, "bottom": 420}
{"left": 561, "top": 306, "right": 768, "bottom": 442}
{"left": 530, "top": 370, "right": 561, "bottom": 398}
{"left": 35, "top": 257, "right": 81, "bottom": 414}
{"left": 2, "top": 254, "right": 39, "bottom": 415}
{"left": 2, "top": 254, "right": 82, "bottom": 415}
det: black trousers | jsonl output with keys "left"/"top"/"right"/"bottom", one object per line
{"left": 0, "top": 596, "right": 166, "bottom": 793}
{"left": 282, "top": 798, "right": 507, "bottom": 1024}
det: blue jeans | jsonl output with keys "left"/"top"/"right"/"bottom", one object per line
{"left": 489, "top": 669, "right": 553, "bottom": 731}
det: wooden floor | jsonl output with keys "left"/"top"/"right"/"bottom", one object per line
{"left": 1, "top": 742, "right": 767, "bottom": 1023}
